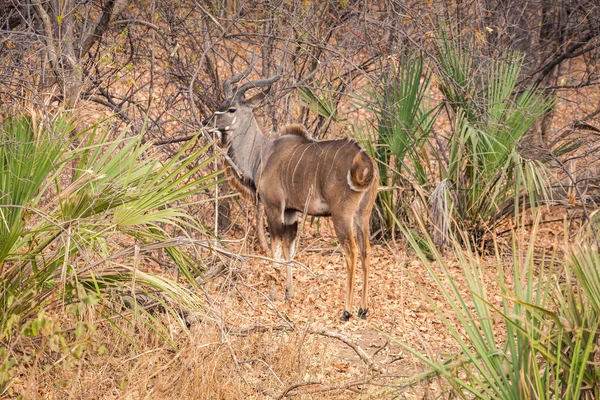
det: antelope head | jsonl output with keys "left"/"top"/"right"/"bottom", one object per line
{"left": 207, "top": 93, "right": 266, "bottom": 148}
{"left": 203, "top": 58, "right": 280, "bottom": 149}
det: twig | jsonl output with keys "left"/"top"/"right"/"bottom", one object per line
{"left": 238, "top": 283, "right": 294, "bottom": 328}
{"left": 277, "top": 381, "right": 322, "bottom": 399}
{"left": 236, "top": 251, "right": 316, "bottom": 277}
{"left": 548, "top": 151, "right": 599, "bottom": 245}
{"left": 83, "top": 237, "right": 245, "bottom": 271}
{"left": 239, "top": 358, "right": 283, "bottom": 385}
{"left": 146, "top": 348, "right": 185, "bottom": 381}
{"left": 218, "top": 323, "right": 250, "bottom": 386}
{"left": 235, "top": 286, "right": 254, "bottom": 310}
{"left": 531, "top": 32, "right": 600, "bottom": 85}
{"left": 31, "top": 0, "right": 59, "bottom": 70}
{"left": 225, "top": 323, "right": 293, "bottom": 337}
{"left": 496, "top": 218, "right": 566, "bottom": 237}
{"left": 118, "top": 347, "right": 168, "bottom": 366}
{"left": 281, "top": 377, "right": 373, "bottom": 397}
{"left": 110, "top": 18, "right": 172, "bottom": 44}
{"left": 372, "top": 337, "right": 389, "bottom": 358}
{"left": 309, "top": 326, "right": 383, "bottom": 372}
{"left": 297, "top": 321, "right": 311, "bottom": 380}
{"left": 153, "top": 134, "right": 197, "bottom": 146}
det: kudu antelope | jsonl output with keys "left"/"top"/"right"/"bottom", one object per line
{"left": 203, "top": 70, "right": 379, "bottom": 321}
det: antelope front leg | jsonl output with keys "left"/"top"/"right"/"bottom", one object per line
{"left": 265, "top": 207, "right": 296, "bottom": 301}
{"left": 272, "top": 236, "right": 284, "bottom": 262}
{"left": 256, "top": 202, "right": 269, "bottom": 253}
{"left": 270, "top": 236, "right": 293, "bottom": 299}
{"left": 282, "top": 218, "right": 299, "bottom": 301}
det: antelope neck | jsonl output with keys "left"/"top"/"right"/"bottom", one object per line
{"left": 228, "top": 118, "right": 274, "bottom": 184}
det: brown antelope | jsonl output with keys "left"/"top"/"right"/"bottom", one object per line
{"left": 203, "top": 68, "right": 379, "bottom": 321}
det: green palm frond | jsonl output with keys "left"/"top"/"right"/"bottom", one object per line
{"left": 1, "top": 115, "right": 70, "bottom": 264}
{"left": 1, "top": 114, "right": 220, "bottom": 342}
{"left": 438, "top": 45, "right": 555, "bottom": 237}
{"left": 387, "top": 214, "right": 600, "bottom": 399}
{"left": 297, "top": 87, "right": 339, "bottom": 122}
{"left": 353, "top": 52, "right": 439, "bottom": 237}
{"left": 569, "top": 244, "right": 600, "bottom": 314}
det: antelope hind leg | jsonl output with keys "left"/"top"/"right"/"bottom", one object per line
{"left": 335, "top": 221, "right": 358, "bottom": 322}
{"left": 341, "top": 240, "right": 357, "bottom": 322}
{"left": 355, "top": 219, "right": 371, "bottom": 320}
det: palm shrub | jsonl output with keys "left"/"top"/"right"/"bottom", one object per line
{"left": 0, "top": 114, "right": 221, "bottom": 389}
{"left": 354, "top": 53, "right": 438, "bottom": 237}
{"left": 1, "top": 116, "right": 68, "bottom": 333}
{"left": 389, "top": 212, "right": 600, "bottom": 399}
{"left": 433, "top": 38, "right": 554, "bottom": 242}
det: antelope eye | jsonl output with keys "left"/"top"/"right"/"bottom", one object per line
{"left": 227, "top": 108, "right": 236, "bottom": 113}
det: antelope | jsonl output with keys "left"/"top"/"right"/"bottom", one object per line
{"left": 203, "top": 68, "right": 379, "bottom": 321}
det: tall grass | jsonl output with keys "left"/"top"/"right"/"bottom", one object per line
{"left": 389, "top": 211, "right": 600, "bottom": 399}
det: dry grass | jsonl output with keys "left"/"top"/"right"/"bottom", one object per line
{"left": 10, "top": 210, "right": 560, "bottom": 399}
{"left": 3, "top": 166, "right": 593, "bottom": 400}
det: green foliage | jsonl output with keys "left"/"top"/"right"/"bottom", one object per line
{"left": 433, "top": 32, "right": 479, "bottom": 122}
{"left": 297, "top": 86, "right": 339, "bottom": 124}
{"left": 569, "top": 244, "right": 600, "bottom": 314}
{"left": 390, "top": 213, "right": 600, "bottom": 399}
{"left": 0, "top": 116, "right": 66, "bottom": 264}
{"left": 0, "top": 346, "right": 17, "bottom": 392}
{"left": 434, "top": 42, "right": 554, "bottom": 239}
{"left": 0, "top": 113, "right": 220, "bottom": 350}
{"left": 353, "top": 34, "right": 557, "bottom": 241}
{"left": 354, "top": 53, "right": 438, "bottom": 236}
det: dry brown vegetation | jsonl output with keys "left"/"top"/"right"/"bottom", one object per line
{"left": 2, "top": 0, "right": 600, "bottom": 398}
{"left": 3, "top": 209, "right": 588, "bottom": 399}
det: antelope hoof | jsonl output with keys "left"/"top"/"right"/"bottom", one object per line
{"left": 358, "top": 307, "right": 369, "bottom": 319}
{"left": 340, "top": 310, "right": 352, "bottom": 322}
{"left": 285, "top": 287, "right": 293, "bottom": 301}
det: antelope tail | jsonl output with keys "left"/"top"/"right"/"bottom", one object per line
{"left": 347, "top": 150, "right": 375, "bottom": 192}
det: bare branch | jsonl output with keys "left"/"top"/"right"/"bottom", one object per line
{"left": 532, "top": 32, "right": 600, "bottom": 85}
{"left": 309, "top": 326, "right": 383, "bottom": 372}
{"left": 223, "top": 54, "right": 257, "bottom": 98}
{"left": 31, "top": 0, "right": 58, "bottom": 70}
{"left": 78, "top": 0, "right": 130, "bottom": 57}
{"left": 110, "top": 18, "right": 172, "bottom": 44}
{"left": 277, "top": 381, "right": 322, "bottom": 399}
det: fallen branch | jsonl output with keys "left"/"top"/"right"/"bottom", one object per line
{"left": 225, "top": 323, "right": 293, "bottom": 337}
{"left": 279, "top": 377, "right": 373, "bottom": 398}
{"left": 239, "top": 358, "right": 283, "bottom": 385}
{"left": 309, "top": 326, "right": 384, "bottom": 373}
{"left": 277, "top": 381, "right": 322, "bottom": 399}
{"left": 223, "top": 321, "right": 385, "bottom": 372}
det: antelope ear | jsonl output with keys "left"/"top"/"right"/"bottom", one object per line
{"left": 245, "top": 88, "right": 270, "bottom": 108}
